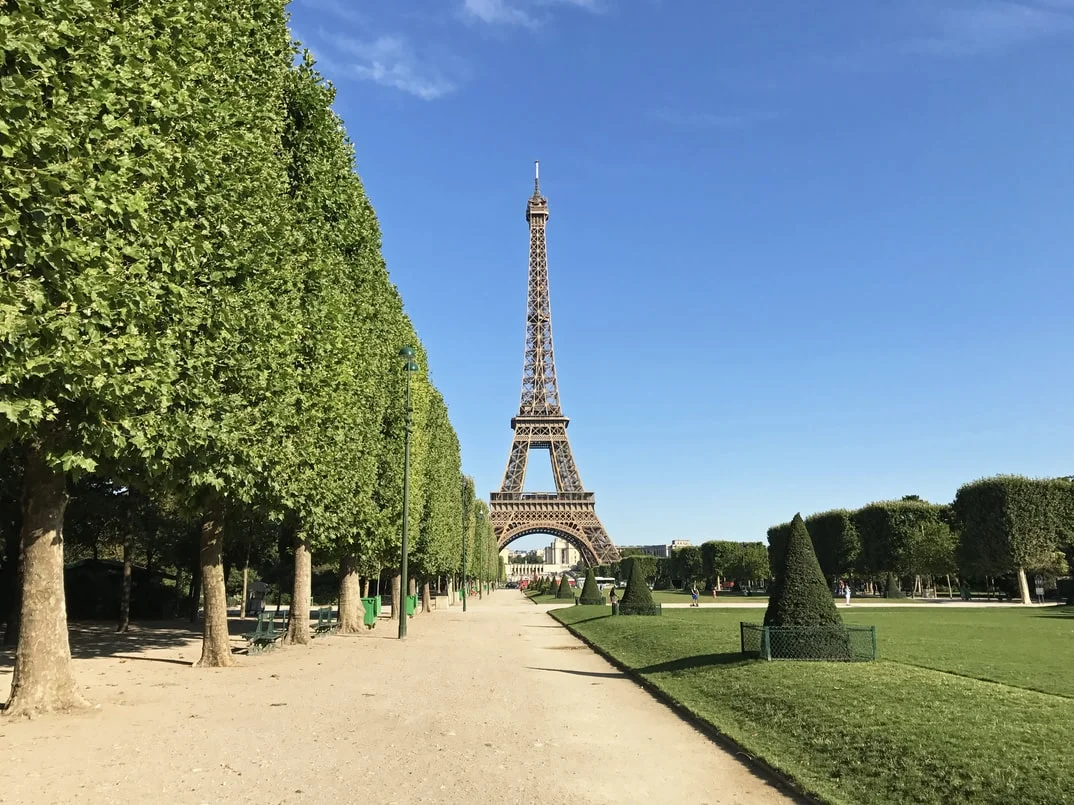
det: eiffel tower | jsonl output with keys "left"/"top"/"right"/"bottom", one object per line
{"left": 489, "top": 163, "right": 619, "bottom": 566}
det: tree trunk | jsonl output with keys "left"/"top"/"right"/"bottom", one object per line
{"left": 478, "top": 581, "right": 483, "bottom": 600}
{"left": 338, "top": 554, "right": 364, "bottom": 634}
{"left": 1017, "top": 567, "right": 1032, "bottom": 605}
{"left": 239, "top": 559, "right": 249, "bottom": 620}
{"left": 285, "top": 532, "right": 311, "bottom": 645}
{"left": 390, "top": 574, "right": 401, "bottom": 620}
{"left": 447, "top": 576, "right": 455, "bottom": 606}
{"left": 408, "top": 576, "right": 416, "bottom": 596}
{"left": 946, "top": 573, "right": 953, "bottom": 598}
{"left": 361, "top": 577, "right": 369, "bottom": 598}
{"left": 421, "top": 581, "right": 432, "bottom": 613}
{"left": 195, "top": 508, "right": 233, "bottom": 667}
{"left": 117, "top": 533, "right": 132, "bottom": 633}
{"left": 5, "top": 444, "right": 86, "bottom": 716}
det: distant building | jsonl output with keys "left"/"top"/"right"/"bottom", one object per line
{"left": 619, "top": 539, "right": 692, "bottom": 559}
{"left": 501, "top": 536, "right": 580, "bottom": 581}
{"left": 619, "top": 544, "right": 671, "bottom": 558}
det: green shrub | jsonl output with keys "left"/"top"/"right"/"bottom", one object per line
{"left": 764, "top": 515, "right": 849, "bottom": 659}
{"left": 884, "top": 572, "right": 905, "bottom": 599}
{"left": 578, "top": 568, "right": 604, "bottom": 605}
{"left": 621, "top": 556, "right": 656, "bottom": 609}
{"left": 765, "top": 514, "right": 842, "bottom": 628}
{"left": 556, "top": 575, "right": 574, "bottom": 599}
{"left": 618, "top": 602, "right": 662, "bottom": 616}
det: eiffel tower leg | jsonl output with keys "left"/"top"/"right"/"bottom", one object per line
{"left": 548, "top": 435, "right": 582, "bottom": 493}
{"left": 500, "top": 439, "right": 529, "bottom": 494}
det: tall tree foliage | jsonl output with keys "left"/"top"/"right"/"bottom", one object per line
{"left": 804, "top": 510, "right": 860, "bottom": 582}
{"left": 853, "top": 500, "right": 945, "bottom": 579}
{"left": 1, "top": 0, "right": 293, "bottom": 709}
{"left": 953, "top": 476, "right": 1074, "bottom": 605}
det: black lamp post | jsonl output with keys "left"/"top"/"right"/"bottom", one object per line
{"left": 398, "top": 346, "right": 418, "bottom": 639}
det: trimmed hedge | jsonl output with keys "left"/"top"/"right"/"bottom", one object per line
{"left": 578, "top": 568, "right": 604, "bottom": 605}
{"left": 556, "top": 574, "right": 574, "bottom": 599}
{"left": 618, "top": 602, "right": 662, "bottom": 616}
{"left": 884, "top": 572, "right": 905, "bottom": 599}
{"left": 621, "top": 556, "right": 655, "bottom": 606}
{"left": 765, "top": 514, "right": 842, "bottom": 628}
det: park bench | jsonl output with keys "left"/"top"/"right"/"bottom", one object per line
{"left": 243, "top": 608, "right": 286, "bottom": 654}
{"left": 312, "top": 606, "right": 338, "bottom": 637}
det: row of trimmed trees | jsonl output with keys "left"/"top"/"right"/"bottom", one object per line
{"left": 766, "top": 476, "right": 1074, "bottom": 604}
{"left": 590, "top": 542, "right": 770, "bottom": 591}
{"left": 0, "top": 2, "right": 490, "bottom": 715}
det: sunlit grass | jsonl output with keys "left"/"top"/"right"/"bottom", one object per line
{"left": 552, "top": 605, "right": 1074, "bottom": 805}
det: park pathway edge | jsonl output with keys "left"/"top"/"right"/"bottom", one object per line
{"left": 549, "top": 608, "right": 822, "bottom": 805}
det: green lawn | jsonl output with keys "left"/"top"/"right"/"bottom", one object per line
{"left": 523, "top": 587, "right": 770, "bottom": 605}
{"left": 551, "top": 605, "right": 1074, "bottom": 805}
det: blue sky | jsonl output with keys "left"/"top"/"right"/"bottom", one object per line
{"left": 290, "top": 0, "right": 1074, "bottom": 550}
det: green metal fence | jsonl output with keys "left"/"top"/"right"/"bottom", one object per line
{"left": 740, "top": 622, "right": 876, "bottom": 661}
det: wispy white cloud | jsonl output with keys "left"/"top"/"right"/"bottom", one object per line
{"left": 462, "top": 0, "right": 605, "bottom": 27}
{"left": 907, "top": 1, "right": 1074, "bottom": 56}
{"left": 326, "top": 34, "right": 457, "bottom": 100}
{"left": 463, "top": 0, "right": 537, "bottom": 27}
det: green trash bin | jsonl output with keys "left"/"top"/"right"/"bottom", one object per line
{"left": 406, "top": 593, "right": 417, "bottom": 617}
{"left": 360, "top": 597, "right": 377, "bottom": 628}
{"left": 373, "top": 595, "right": 382, "bottom": 617}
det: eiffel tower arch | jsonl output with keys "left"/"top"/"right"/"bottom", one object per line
{"left": 489, "top": 163, "right": 619, "bottom": 567}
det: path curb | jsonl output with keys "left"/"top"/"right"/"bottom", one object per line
{"left": 550, "top": 611, "right": 821, "bottom": 805}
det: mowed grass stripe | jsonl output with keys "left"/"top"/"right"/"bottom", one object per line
{"left": 552, "top": 606, "right": 1074, "bottom": 805}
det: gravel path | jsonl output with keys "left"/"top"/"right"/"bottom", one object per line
{"left": 0, "top": 591, "right": 793, "bottom": 804}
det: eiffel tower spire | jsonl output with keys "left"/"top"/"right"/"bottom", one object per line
{"left": 489, "top": 165, "right": 618, "bottom": 566}
{"left": 519, "top": 160, "right": 561, "bottom": 417}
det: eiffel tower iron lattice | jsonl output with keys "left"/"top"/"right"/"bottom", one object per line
{"left": 489, "top": 163, "right": 619, "bottom": 566}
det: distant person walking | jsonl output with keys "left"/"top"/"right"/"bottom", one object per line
{"left": 843, "top": 581, "right": 852, "bottom": 606}
{"left": 690, "top": 584, "right": 700, "bottom": 607}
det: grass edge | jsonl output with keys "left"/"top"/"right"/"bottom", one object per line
{"left": 548, "top": 608, "right": 824, "bottom": 805}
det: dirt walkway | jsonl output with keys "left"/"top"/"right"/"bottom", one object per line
{"left": 0, "top": 592, "right": 792, "bottom": 804}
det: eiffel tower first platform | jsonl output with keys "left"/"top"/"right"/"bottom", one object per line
{"left": 489, "top": 163, "right": 619, "bottom": 566}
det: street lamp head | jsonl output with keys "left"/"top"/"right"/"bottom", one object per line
{"left": 404, "top": 361, "right": 419, "bottom": 372}
{"left": 398, "top": 346, "right": 416, "bottom": 360}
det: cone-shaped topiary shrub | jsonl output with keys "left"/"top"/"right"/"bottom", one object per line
{"left": 578, "top": 567, "right": 604, "bottom": 605}
{"left": 884, "top": 572, "right": 905, "bottom": 599}
{"left": 556, "top": 574, "right": 574, "bottom": 599}
{"left": 763, "top": 514, "right": 848, "bottom": 658}
{"left": 620, "top": 556, "right": 661, "bottom": 615}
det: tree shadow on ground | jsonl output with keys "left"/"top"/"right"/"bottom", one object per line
{"left": 1034, "top": 608, "right": 1074, "bottom": 619}
{"left": 551, "top": 614, "right": 610, "bottom": 627}
{"left": 0, "top": 620, "right": 203, "bottom": 668}
{"left": 526, "top": 666, "right": 624, "bottom": 679}
{"left": 636, "top": 652, "right": 750, "bottom": 674}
